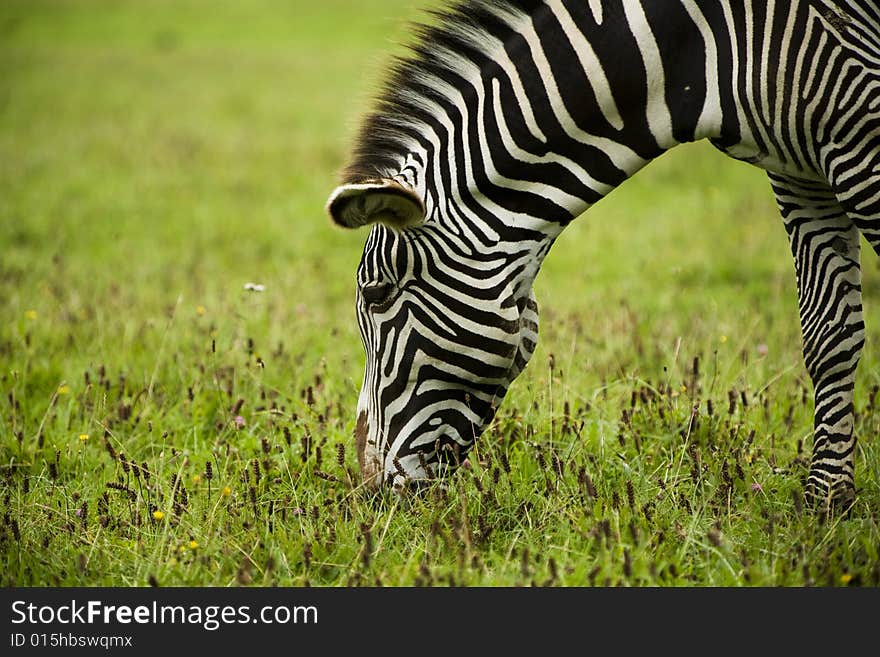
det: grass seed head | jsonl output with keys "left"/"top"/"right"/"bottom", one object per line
{"left": 392, "top": 457, "right": 407, "bottom": 479}
{"left": 360, "top": 523, "right": 372, "bottom": 568}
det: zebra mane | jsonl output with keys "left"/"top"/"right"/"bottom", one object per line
{"left": 340, "top": 0, "right": 541, "bottom": 185}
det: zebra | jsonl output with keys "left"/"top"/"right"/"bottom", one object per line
{"left": 325, "top": 0, "right": 880, "bottom": 510}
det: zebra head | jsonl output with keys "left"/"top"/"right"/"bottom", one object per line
{"left": 327, "top": 178, "right": 541, "bottom": 491}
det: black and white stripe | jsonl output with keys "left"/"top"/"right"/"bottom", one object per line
{"left": 327, "top": 0, "right": 880, "bottom": 508}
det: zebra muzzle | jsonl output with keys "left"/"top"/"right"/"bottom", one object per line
{"left": 354, "top": 410, "right": 384, "bottom": 489}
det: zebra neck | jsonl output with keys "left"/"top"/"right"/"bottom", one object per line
{"left": 375, "top": 1, "right": 744, "bottom": 245}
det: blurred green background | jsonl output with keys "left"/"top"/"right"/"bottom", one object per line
{"left": 1, "top": 0, "right": 419, "bottom": 399}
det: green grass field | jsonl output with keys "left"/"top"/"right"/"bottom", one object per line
{"left": 2, "top": 0, "right": 878, "bottom": 587}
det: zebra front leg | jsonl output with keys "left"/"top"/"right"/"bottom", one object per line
{"left": 769, "top": 173, "right": 864, "bottom": 512}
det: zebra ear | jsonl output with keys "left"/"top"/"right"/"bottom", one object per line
{"left": 326, "top": 179, "right": 426, "bottom": 230}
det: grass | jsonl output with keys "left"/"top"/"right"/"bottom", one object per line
{"left": 1, "top": 0, "right": 878, "bottom": 588}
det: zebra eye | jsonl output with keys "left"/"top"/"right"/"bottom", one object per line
{"left": 361, "top": 282, "right": 395, "bottom": 308}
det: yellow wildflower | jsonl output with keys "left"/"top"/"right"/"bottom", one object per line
{"left": 840, "top": 573, "right": 852, "bottom": 585}
{"left": 78, "top": 433, "right": 89, "bottom": 442}
{"left": 196, "top": 305, "right": 206, "bottom": 316}
{"left": 152, "top": 510, "right": 165, "bottom": 521}
{"left": 58, "top": 385, "right": 71, "bottom": 395}
{"left": 24, "top": 310, "right": 37, "bottom": 320}
{"left": 189, "top": 540, "right": 199, "bottom": 550}
{"left": 222, "top": 486, "right": 231, "bottom": 497}
{"left": 720, "top": 335, "right": 728, "bottom": 343}
{"left": 192, "top": 474, "right": 201, "bottom": 484}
